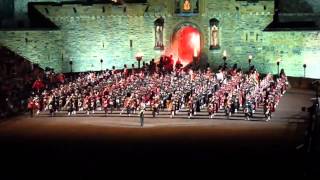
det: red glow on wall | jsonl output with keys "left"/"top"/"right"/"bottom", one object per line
{"left": 170, "top": 26, "right": 200, "bottom": 66}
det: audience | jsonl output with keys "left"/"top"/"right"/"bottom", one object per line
{"left": 0, "top": 59, "right": 45, "bottom": 119}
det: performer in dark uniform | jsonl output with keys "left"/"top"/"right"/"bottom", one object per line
{"left": 48, "top": 98, "right": 55, "bottom": 117}
{"left": 139, "top": 102, "right": 145, "bottom": 127}
{"left": 208, "top": 103, "right": 214, "bottom": 119}
{"left": 264, "top": 99, "right": 271, "bottom": 121}
{"left": 188, "top": 97, "right": 193, "bottom": 119}
{"left": 224, "top": 96, "right": 231, "bottom": 119}
{"left": 27, "top": 98, "right": 35, "bottom": 117}
{"left": 244, "top": 102, "right": 250, "bottom": 121}
{"left": 72, "top": 97, "right": 78, "bottom": 115}
{"left": 66, "top": 97, "right": 73, "bottom": 116}
{"left": 103, "top": 96, "right": 109, "bottom": 116}
{"left": 151, "top": 100, "right": 156, "bottom": 118}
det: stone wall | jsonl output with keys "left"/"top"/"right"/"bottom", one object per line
{"left": 0, "top": 0, "right": 320, "bottom": 78}
{"left": 263, "top": 31, "right": 320, "bottom": 78}
{"left": 0, "top": 30, "right": 63, "bottom": 72}
{"left": 206, "top": 0, "right": 275, "bottom": 71}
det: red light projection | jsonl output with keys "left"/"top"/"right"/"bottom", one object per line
{"left": 170, "top": 26, "right": 200, "bottom": 66}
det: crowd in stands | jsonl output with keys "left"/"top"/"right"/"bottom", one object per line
{"left": 0, "top": 46, "right": 68, "bottom": 119}
{"left": 25, "top": 55, "right": 288, "bottom": 121}
{"left": 0, "top": 52, "right": 45, "bottom": 119}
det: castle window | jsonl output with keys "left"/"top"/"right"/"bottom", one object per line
{"left": 154, "top": 17, "right": 164, "bottom": 50}
{"left": 183, "top": 0, "right": 191, "bottom": 11}
{"left": 175, "top": 0, "right": 199, "bottom": 15}
{"left": 175, "top": 0, "right": 180, "bottom": 13}
{"left": 194, "top": 0, "right": 199, "bottom": 13}
{"left": 209, "top": 18, "right": 220, "bottom": 49}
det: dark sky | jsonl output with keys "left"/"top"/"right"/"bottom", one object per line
{"left": 278, "top": 0, "right": 320, "bottom": 13}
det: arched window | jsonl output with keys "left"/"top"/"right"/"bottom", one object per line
{"left": 209, "top": 18, "right": 220, "bottom": 49}
{"left": 175, "top": 0, "right": 180, "bottom": 13}
{"left": 194, "top": 0, "right": 199, "bottom": 13}
{"left": 154, "top": 17, "right": 164, "bottom": 50}
{"left": 183, "top": 0, "right": 191, "bottom": 11}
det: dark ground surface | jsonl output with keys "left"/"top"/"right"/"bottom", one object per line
{"left": 0, "top": 89, "right": 319, "bottom": 178}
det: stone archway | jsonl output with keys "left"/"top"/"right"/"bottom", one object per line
{"left": 170, "top": 23, "right": 203, "bottom": 66}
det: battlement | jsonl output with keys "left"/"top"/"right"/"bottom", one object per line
{"left": 235, "top": 0, "right": 274, "bottom": 15}
{"left": 206, "top": 0, "right": 274, "bottom": 16}
{"left": 32, "top": 0, "right": 274, "bottom": 19}
{"left": 34, "top": 3, "right": 148, "bottom": 18}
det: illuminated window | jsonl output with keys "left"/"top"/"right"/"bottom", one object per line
{"left": 175, "top": 0, "right": 199, "bottom": 15}
{"left": 183, "top": 0, "right": 191, "bottom": 11}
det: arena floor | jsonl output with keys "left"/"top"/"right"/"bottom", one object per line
{"left": 0, "top": 89, "right": 318, "bottom": 178}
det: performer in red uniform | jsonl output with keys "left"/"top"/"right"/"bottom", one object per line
{"left": 32, "top": 78, "right": 45, "bottom": 93}
{"left": 27, "top": 98, "right": 35, "bottom": 117}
